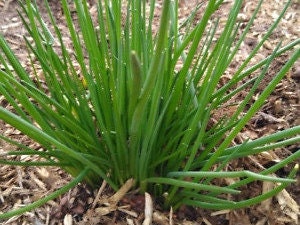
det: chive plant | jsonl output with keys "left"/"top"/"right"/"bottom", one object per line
{"left": 0, "top": 0, "right": 299, "bottom": 219}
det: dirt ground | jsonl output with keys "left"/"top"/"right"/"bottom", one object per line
{"left": 0, "top": 0, "right": 299, "bottom": 224}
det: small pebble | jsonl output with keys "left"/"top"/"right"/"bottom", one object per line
{"left": 291, "top": 67, "right": 300, "bottom": 80}
{"left": 11, "top": 17, "right": 18, "bottom": 22}
{"left": 63, "top": 214, "right": 73, "bottom": 225}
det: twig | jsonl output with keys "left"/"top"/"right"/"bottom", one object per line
{"left": 142, "top": 192, "right": 153, "bottom": 225}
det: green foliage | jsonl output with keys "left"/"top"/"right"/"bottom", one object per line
{"left": 0, "top": 0, "right": 299, "bottom": 219}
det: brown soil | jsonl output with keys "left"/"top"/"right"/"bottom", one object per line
{"left": 0, "top": 0, "right": 299, "bottom": 224}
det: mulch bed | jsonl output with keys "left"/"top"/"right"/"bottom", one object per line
{"left": 0, "top": 0, "right": 299, "bottom": 224}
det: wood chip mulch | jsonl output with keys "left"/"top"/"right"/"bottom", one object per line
{"left": 0, "top": 0, "right": 299, "bottom": 224}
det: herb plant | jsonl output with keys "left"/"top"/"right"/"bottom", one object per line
{"left": 0, "top": 0, "right": 299, "bottom": 219}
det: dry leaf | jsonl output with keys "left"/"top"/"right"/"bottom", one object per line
{"left": 276, "top": 189, "right": 300, "bottom": 224}
{"left": 260, "top": 181, "right": 275, "bottom": 212}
